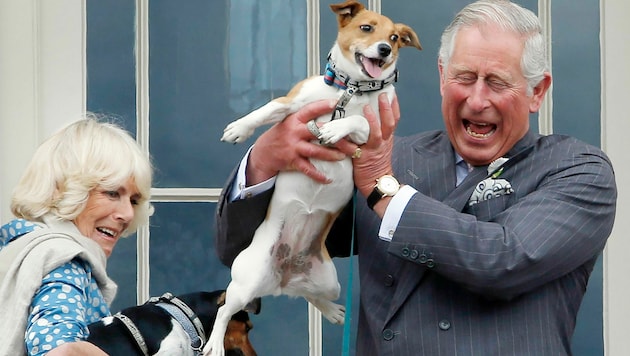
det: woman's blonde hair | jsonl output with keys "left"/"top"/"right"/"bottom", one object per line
{"left": 11, "top": 114, "right": 153, "bottom": 236}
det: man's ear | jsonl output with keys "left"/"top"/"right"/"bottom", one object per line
{"left": 438, "top": 58, "right": 446, "bottom": 96}
{"left": 529, "top": 72, "right": 552, "bottom": 113}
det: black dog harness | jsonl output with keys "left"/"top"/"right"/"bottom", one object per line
{"left": 114, "top": 292, "right": 207, "bottom": 356}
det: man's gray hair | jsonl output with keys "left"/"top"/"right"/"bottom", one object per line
{"left": 439, "top": 0, "right": 549, "bottom": 94}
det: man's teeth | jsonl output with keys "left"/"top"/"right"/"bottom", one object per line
{"left": 466, "top": 124, "right": 495, "bottom": 138}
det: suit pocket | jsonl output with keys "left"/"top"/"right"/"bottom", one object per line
{"left": 466, "top": 194, "right": 510, "bottom": 221}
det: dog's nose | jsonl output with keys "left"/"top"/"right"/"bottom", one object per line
{"left": 378, "top": 43, "right": 392, "bottom": 57}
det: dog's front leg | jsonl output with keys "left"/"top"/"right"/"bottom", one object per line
{"left": 317, "top": 115, "right": 370, "bottom": 145}
{"left": 221, "top": 100, "right": 292, "bottom": 143}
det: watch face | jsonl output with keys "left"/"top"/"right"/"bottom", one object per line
{"left": 378, "top": 176, "right": 400, "bottom": 195}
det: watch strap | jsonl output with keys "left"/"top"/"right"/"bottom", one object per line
{"left": 367, "top": 187, "right": 384, "bottom": 210}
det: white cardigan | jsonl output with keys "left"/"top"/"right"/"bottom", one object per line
{"left": 0, "top": 216, "right": 117, "bottom": 356}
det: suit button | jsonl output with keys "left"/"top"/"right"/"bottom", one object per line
{"left": 418, "top": 254, "right": 427, "bottom": 263}
{"left": 426, "top": 259, "right": 436, "bottom": 268}
{"left": 382, "top": 329, "right": 395, "bottom": 340}
{"left": 401, "top": 247, "right": 410, "bottom": 257}
{"left": 409, "top": 249, "right": 419, "bottom": 259}
{"left": 384, "top": 274, "right": 395, "bottom": 287}
{"left": 438, "top": 320, "right": 451, "bottom": 330}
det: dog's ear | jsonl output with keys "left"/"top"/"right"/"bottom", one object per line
{"left": 330, "top": 1, "right": 365, "bottom": 28}
{"left": 395, "top": 23, "right": 422, "bottom": 50}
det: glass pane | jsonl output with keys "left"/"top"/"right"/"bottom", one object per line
{"left": 552, "top": 0, "right": 600, "bottom": 145}
{"left": 86, "top": 0, "right": 136, "bottom": 135}
{"left": 148, "top": 0, "right": 307, "bottom": 188}
{"left": 148, "top": 202, "right": 226, "bottom": 294}
{"left": 552, "top": 1, "right": 602, "bottom": 354}
{"left": 107, "top": 233, "right": 138, "bottom": 313}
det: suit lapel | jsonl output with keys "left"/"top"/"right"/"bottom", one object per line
{"left": 402, "top": 133, "right": 457, "bottom": 201}
{"left": 442, "top": 165, "right": 488, "bottom": 211}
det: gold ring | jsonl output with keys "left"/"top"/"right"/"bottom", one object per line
{"left": 306, "top": 120, "right": 320, "bottom": 138}
{"left": 352, "top": 147, "right": 362, "bottom": 159}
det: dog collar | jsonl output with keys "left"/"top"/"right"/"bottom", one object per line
{"left": 148, "top": 292, "right": 207, "bottom": 355}
{"left": 324, "top": 60, "right": 398, "bottom": 92}
{"left": 113, "top": 312, "right": 150, "bottom": 356}
{"left": 324, "top": 56, "right": 398, "bottom": 120}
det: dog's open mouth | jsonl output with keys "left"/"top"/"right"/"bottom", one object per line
{"left": 356, "top": 53, "right": 385, "bottom": 78}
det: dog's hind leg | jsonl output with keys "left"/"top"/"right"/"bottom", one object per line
{"left": 205, "top": 220, "right": 283, "bottom": 356}
{"left": 204, "top": 285, "right": 256, "bottom": 356}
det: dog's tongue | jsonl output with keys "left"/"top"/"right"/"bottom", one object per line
{"left": 361, "top": 57, "right": 382, "bottom": 78}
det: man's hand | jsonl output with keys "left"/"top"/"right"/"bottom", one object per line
{"left": 353, "top": 93, "right": 401, "bottom": 209}
{"left": 246, "top": 99, "right": 352, "bottom": 186}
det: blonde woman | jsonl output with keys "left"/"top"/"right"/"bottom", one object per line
{"left": 0, "top": 116, "right": 153, "bottom": 356}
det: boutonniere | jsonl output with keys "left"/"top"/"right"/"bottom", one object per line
{"left": 468, "top": 157, "right": 514, "bottom": 206}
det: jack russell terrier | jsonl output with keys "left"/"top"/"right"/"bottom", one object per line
{"left": 87, "top": 290, "right": 259, "bottom": 356}
{"left": 206, "top": 1, "right": 420, "bottom": 354}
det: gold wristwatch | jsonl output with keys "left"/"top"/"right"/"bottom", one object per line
{"left": 366, "top": 175, "right": 401, "bottom": 210}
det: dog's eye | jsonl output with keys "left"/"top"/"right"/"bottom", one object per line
{"left": 390, "top": 34, "right": 399, "bottom": 42}
{"left": 360, "top": 24, "right": 373, "bottom": 32}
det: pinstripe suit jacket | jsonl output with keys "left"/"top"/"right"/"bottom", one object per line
{"left": 215, "top": 130, "right": 617, "bottom": 356}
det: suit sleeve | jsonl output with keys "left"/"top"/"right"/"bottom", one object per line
{"left": 215, "top": 165, "right": 357, "bottom": 266}
{"left": 388, "top": 141, "right": 617, "bottom": 300}
{"left": 215, "top": 168, "right": 274, "bottom": 267}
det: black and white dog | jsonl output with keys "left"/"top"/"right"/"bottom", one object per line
{"left": 87, "top": 290, "right": 259, "bottom": 356}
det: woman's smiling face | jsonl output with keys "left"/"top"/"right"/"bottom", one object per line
{"left": 439, "top": 24, "right": 549, "bottom": 165}
{"left": 73, "top": 177, "right": 140, "bottom": 257}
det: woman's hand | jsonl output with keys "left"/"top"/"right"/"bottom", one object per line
{"left": 46, "top": 341, "right": 109, "bottom": 356}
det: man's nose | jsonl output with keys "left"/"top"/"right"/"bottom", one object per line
{"left": 466, "top": 79, "right": 491, "bottom": 112}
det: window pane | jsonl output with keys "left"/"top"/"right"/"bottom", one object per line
{"left": 148, "top": 0, "right": 307, "bottom": 187}
{"left": 107, "top": 234, "right": 138, "bottom": 313}
{"left": 86, "top": 0, "right": 136, "bottom": 134}
{"left": 551, "top": 1, "right": 602, "bottom": 354}
{"left": 148, "top": 202, "right": 226, "bottom": 293}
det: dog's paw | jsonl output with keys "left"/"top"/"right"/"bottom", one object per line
{"left": 317, "top": 121, "right": 348, "bottom": 145}
{"left": 221, "top": 120, "right": 255, "bottom": 144}
{"left": 310, "top": 298, "right": 346, "bottom": 325}
{"left": 322, "top": 302, "right": 346, "bottom": 325}
{"left": 202, "top": 336, "right": 225, "bottom": 356}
